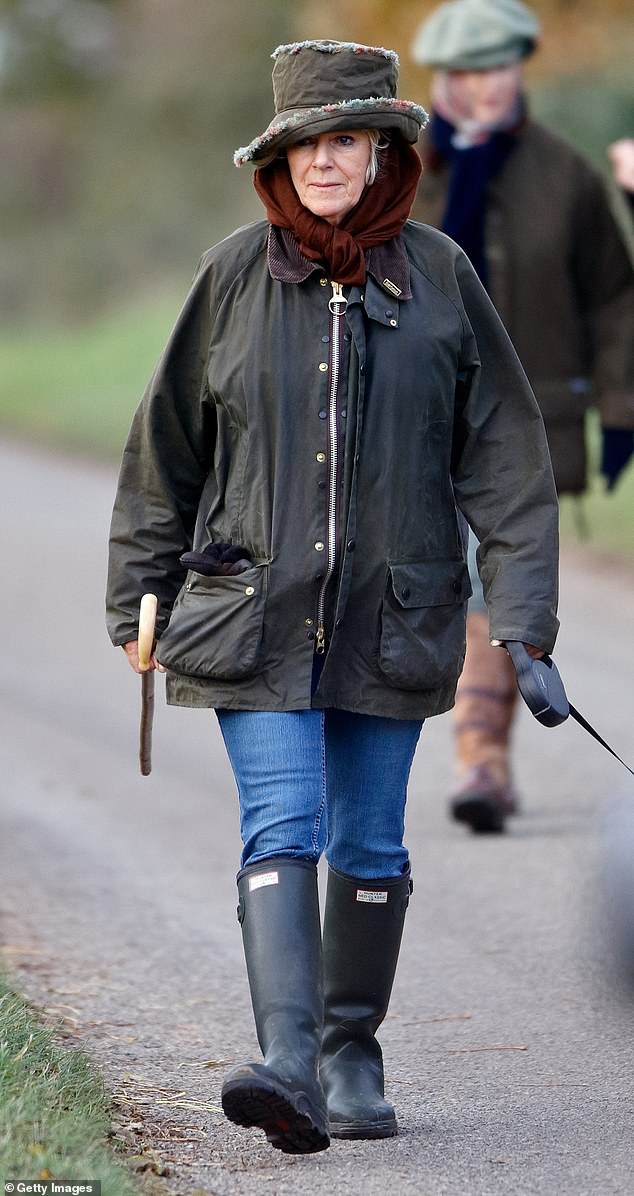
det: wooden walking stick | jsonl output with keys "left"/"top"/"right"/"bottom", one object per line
{"left": 138, "top": 593, "right": 158, "bottom": 777}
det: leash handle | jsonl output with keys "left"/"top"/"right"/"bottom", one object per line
{"left": 504, "top": 641, "right": 569, "bottom": 727}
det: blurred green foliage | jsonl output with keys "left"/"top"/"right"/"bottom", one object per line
{"left": 0, "top": 0, "right": 296, "bottom": 321}
{"left": 0, "top": 290, "right": 178, "bottom": 457}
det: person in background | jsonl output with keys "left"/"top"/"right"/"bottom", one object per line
{"left": 107, "top": 40, "right": 559, "bottom": 1153}
{"left": 411, "top": 0, "right": 634, "bottom": 834}
{"left": 608, "top": 138, "right": 634, "bottom": 210}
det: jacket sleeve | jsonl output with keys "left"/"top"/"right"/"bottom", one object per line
{"left": 450, "top": 252, "right": 560, "bottom": 652}
{"left": 571, "top": 163, "right": 634, "bottom": 429}
{"left": 106, "top": 258, "right": 217, "bottom": 646}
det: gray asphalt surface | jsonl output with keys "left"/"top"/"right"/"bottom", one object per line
{"left": 1, "top": 439, "right": 633, "bottom": 1196}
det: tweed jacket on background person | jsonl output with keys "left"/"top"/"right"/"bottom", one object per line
{"left": 106, "top": 219, "right": 559, "bottom": 719}
{"left": 413, "top": 118, "right": 634, "bottom": 494}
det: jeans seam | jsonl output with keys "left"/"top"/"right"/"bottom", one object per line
{"left": 310, "top": 710, "right": 327, "bottom": 857}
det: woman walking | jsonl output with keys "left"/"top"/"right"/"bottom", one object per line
{"left": 107, "top": 39, "right": 559, "bottom": 1155}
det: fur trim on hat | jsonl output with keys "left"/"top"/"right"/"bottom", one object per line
{"left": 272, "top": 40, "right": 399, "bottom": 63}
{"left": 234, "top": 96, "right": 428, "bottom": 167}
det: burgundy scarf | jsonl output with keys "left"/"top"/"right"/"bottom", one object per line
{"left": 254, "top": 139, "right": 422, "bottom": 284}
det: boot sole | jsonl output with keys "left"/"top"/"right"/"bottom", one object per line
{"left": 222, "top": 1076, "right": 330, "bottom": 1154}
{"left": 451, "top": 793, "right": 506, "bottom": 833}
{"left": 329, "top": 1118, "right": 397, "bottom": 1140}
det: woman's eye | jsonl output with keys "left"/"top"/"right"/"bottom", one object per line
{"left": 336, "top": 135, "right": 354, "bottom": 146}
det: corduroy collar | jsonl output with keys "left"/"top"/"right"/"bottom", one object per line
{"left": 267, "top": 225, "right": 412, "bottom": 299}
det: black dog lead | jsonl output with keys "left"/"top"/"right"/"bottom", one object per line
{"left": 504, "top": 641, "right": 633, "bottom": 777}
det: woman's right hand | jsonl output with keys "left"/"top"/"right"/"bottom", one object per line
{"left": 122, "top": 640, "right": 165, "bottom": 674}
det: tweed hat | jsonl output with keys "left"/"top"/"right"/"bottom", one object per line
{"left": 234, "top": 40, "right": 428, "bottom": 167}
{"left": 412, "top": 0, "right": 540, "bottom": 72}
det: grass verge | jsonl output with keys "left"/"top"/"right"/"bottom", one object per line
{"left": 0, "top": 297, "right": 180, "bottom": 463}
{"left": 558, "top": 414, "right": 634, "bottom": 558}
{"left": 0, "top": 968, "right": 147, "bottom": 1195}
{"left": 0, "top": 302, "right": 632, "bottom": 556}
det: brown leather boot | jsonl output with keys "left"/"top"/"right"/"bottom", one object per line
{"left": 449, "top": 612, "right": 519, "bottom": 833}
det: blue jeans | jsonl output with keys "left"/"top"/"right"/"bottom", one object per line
{"left": 216, "top": 708, "right": 423, "bottom": 879}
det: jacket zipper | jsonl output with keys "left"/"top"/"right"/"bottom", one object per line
{"left": 315, "top": 281, "right": 348, "bottom": 654}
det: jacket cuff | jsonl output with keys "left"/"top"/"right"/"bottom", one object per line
{"left": 488, "top": 620, "right": 559, "bottom": 656}
{"left": 599, "top": 391, "right": 634, "bottom": 429}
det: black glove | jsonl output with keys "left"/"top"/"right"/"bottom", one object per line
{"left": 601, "top": 427, "right": 634, "bottom": 491}
{"left": 179, "top": 541, "right": 253, "bottom": 576}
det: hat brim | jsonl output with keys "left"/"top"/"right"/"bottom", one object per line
{"left": 412, "top": 39, "right": 536, "bottom": 72}
{"left": 234, "top": 97, "right": 428, "bottom": 167}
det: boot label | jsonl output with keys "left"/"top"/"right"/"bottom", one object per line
{"left": 356, "top": 888, "right": 388, "bottom": 903}
{"left": 248, "top": 871, "right": 279, "bottom": 892}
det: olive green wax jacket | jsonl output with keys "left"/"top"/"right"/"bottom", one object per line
{"left": 106, "top": 219, "right": 559, "bottom": 718}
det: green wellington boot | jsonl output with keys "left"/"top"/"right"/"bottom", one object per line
{"left": 221, "top": 858, "right": 330, "bottom": 1154}
{"left": 320, "top": 866, "right": 412, "bottom": 1139}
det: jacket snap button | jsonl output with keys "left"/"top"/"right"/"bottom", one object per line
{"left": 389, "top": 319, "right": 397, "bottom": 327}
{"left": 245, "top": 586, "right": 255, "bottom": 596}
{"left": 319, "top": 362, "right": 328, "bottom": 372}
{"left": 319, "top": 277, "right": 328, "bottom": 287}
{"left": 316, "top": 452, "right": 326, "bottom": 462}
{"left": 307, "top": 630, "right": 315, "bottom": 640}
{"left": 346, "top": 539, "right": 356, "bottom": 552}
{"left": 305, "top": 618, "right": 314, "bottom": 627}
{"left": 319, "top": 409, "right": 327, "bottom": 419}
{"left": 385, "top": 309, "right": 394, "bottom": 317}
{"left": 318, "top": 478, "right": 326, "bottom": 489}
{"left": 315, "top": 541, "right": 325, "bottom": 551}
{"left": 401, "top": 586, "right": 411, "bottom": 599}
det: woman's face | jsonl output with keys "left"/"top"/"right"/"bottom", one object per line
{"left": 450, "top": 64, "right": 523, "bottom": 124}
{"left": 286, "top": 130, "right": 372, "bottom": 225}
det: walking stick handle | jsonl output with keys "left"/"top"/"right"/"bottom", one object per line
{"left": 138, "top": 593, "right": 158, "bottom": 671}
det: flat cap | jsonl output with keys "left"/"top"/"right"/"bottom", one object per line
{"left": 412, "top": 0, "right": 540, "bottom": 71}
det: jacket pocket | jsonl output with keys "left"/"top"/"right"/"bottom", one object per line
{"left": 156, "top": 562, "right": 268, "bottom": 680}
{"left": 378, "top": 560, "right": 472, "bottom": 691}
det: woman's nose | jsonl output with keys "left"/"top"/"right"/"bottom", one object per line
{"left": 312, "top": 140, "right": 334, "bottom": 168}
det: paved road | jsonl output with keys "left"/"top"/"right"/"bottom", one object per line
{"left": 1, "top": 439, "right": 633, "bottom": 1196}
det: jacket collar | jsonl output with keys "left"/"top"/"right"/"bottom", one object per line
{"left": 267, "top": 225, "right": 412, "bottom": 300}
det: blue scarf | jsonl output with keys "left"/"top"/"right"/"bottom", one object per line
{"left": 429, "top": 110, "right": 518, "bottom": 289}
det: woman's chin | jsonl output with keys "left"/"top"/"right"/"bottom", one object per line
{"left": 306, "top": 201, "right": 352, "bottom": 226}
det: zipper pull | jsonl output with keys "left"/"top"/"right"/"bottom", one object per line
{"left": 329, "top": 281, "right": 348, "bottom": 314}
{"left": 315, "top": 626, "right": 327, "bottom": 655}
